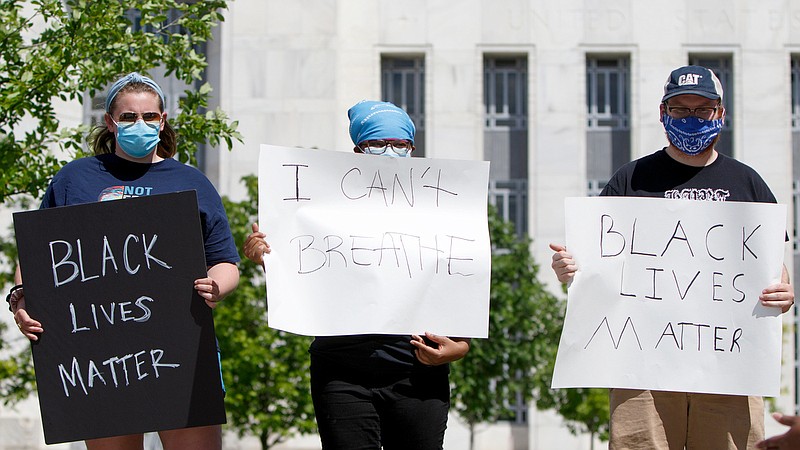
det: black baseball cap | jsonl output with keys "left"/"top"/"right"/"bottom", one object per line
{"left": 662, "top": 65, "right": 724, "bottom": 102}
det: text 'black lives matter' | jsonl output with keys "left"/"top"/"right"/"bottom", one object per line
{"left": 13, "top": 191, "right": 226, "bottom": 444}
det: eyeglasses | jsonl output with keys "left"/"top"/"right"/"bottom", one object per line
{"left": 357, "top": 140, "right": 414, "bottom": 156}
{"left": 116, "top": 112, "right": 163, "bottom": 126}
{"left": 664, "top": 104, "right": 719, "bottom": 120}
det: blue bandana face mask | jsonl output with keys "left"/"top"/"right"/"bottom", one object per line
{"left": 114, "top": 119, "right": 161, "bottom": 159}
{"left": 662, "top": 114, "right": 723, "bottom": 156}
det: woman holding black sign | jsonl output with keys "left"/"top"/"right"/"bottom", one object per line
{"left": 8, "top": 72, "right": 239, "bottom": 450}
{"left": 242, "top": 100, "right": 470, "bottom": 450}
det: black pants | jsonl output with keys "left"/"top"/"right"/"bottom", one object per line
{"left": 310, "top": 358, "right": 450, "bottom": 450}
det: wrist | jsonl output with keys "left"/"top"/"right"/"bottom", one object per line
{"left": 6, "top": 284, "right": 23, "bottom": 312}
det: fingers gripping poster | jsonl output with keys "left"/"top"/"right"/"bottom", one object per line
{"left": 258, "top": 145, "right": 491, "bottom": 338}
{"left": 551, "top": 197, "right": 787, "bottom": 396}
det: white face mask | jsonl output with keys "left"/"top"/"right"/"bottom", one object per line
{"left": 364, "top": 147, "right": 410, "bottom": 158}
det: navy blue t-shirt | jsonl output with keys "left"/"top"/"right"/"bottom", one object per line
{"left": 41, "top": 153, "right": 240, "bottom": 266}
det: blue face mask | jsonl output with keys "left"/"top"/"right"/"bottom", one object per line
{"left": 662, "top": 114, "right": 723, "bottom": 156}
{"left": 114, "top": 120, "right": 161, "bottom": 159}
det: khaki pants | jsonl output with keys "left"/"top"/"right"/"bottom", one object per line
{"left": 609, "top": 389, "right": 763, "bottom": 450}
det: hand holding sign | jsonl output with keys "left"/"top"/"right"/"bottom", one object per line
{"left": 549, "top": 243, "right": 577, "bottom": 284}
{"left": 10, "top": 287, "right": 44, "bottom": 341}
{"left": 411, "top": 333, "right": 471, "bottom": 366}
{"left": 758, "top": 267, "right": 794, "bottom": 313}
{"left": 243, "top": 223, "right": 271, "bottom": 266}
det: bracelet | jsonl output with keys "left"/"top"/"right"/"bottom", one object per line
{"left": 6, "top": 284, "right": 23, "bottom": 313}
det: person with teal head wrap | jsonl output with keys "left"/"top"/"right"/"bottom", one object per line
{"left": 347, "top": 100, "right": 415, "bottom": 145}
{"left": 347, "top": 100, "right": 418, "bottom": 158}
{"left": 243, "top": 100, "right": 469, "bottom": 450}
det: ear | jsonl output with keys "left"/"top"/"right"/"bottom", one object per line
{"left": 104, "top": 112, "right": 116, "bottom": 132}
{"left": 658, "top": 103, "right": 666, "bottom": 123}
{"left": 159, "top": 111, "right": 167, "bottom": 132}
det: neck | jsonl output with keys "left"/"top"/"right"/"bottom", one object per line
{"left": 664, "top": 144, "right": 717, "bottom": 167}
{"left": 114, "top": 148, "right": 163, "bottom": 163}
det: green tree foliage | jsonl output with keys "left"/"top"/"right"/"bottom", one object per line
{"left": 0, "top": 209, "right": 35, "bottom": 405}
{"left": 215, "top": 175, "right": 317, "bottom": 450}
{"left": 532, "top": 300, "right": 610, "bottom": 445}
{"left": 450, "top": 207, "right": 610, "bottom": 448}
{"left": 0, "top": 339, "right": 36, "bottom": 405}
{"left": 0, "top": 0, "right": 241, "bottom": 202}
{"left": 449, "top": 206, "right": 565, "bottom": 447}
{"left": 539, "top": 387, "right": 610, "bottom": 446}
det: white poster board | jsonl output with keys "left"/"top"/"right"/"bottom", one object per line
{"left": 551, "top": 197, "right": 787, "bottom": 396}
{"left": 258, "top": 145, "right": 491, "bottom": 337}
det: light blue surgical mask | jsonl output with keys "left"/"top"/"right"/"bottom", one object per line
{"left": 662, "top": 114, "right": 723, "bottom": 156}
{"left": 365, "top": 147, "right": 411, "bottom": 158}
{"left": 113, "top": 119, "right": 161, "bottom": 159}
{"left": 358, "top": 139, "right": 413, "bottom": 158}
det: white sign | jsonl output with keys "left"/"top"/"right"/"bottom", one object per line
{"left": 552, "top": 197, "right": 787, "bottom": 396}
{"left": 258, "top": 145, "right": 491, "bottom": 337}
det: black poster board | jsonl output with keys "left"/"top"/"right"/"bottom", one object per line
{"left": 13, "top": 191, "right": 226, "bottom": 444}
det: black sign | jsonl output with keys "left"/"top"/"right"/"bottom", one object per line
{"left": 13, "top": 191, "right": 226, "bottom": 444}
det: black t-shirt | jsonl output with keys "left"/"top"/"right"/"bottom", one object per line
{"left": 310, "top": 334, "right": 449, "bottom": 378}
{"left": 601, "top": 148, "right": 777, "bottom": 204}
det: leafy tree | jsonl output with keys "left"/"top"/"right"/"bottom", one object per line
{"left": 540, "top": 387, "right": 610, "bottom": 449}
{"left": 449, "top": 206, "right": 565, "bottom": 449}
{"left": 0, "top": 0, "right": 241, "bottom": 203}
{"left": 215, "top": 175, "right": 318, "bottom": 450}
{"left": 450, "top": 207, "right": 610, "bottom": 449}
{"left": 0, "top": 205, "right": 36, "bottom": 405}
{"left": 533, "top": 298, "right": 610, "bottom": 447}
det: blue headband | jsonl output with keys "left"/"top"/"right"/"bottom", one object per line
{"left": 347, "top": 100, "right": 415, "bottom": 145}
{"left": 104, "top": 72, "right": 166, "bottom": 112}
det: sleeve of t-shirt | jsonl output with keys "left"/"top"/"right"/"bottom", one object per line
{"left": 752, "top": 172, "right": 778, "bottom": 204}
{"left": 203, "top": 207, "right": 240, "bottom": 266}
{"left": 40, "top": 184, "right": 55, "bottom": 209}
{"left": 600, "top": 169, "right": 625, "bottom": 197}
{"left": 195, "top": 181, "right": 240, "bottom": 267}
{"left": 39, "top": 158, "right": 87, "bottom": 209}
{"left": 747, "top": 169, "right": 787, "bottom": 241}
{"left": 39, "top": 174, "right": 63, "bottom": 209}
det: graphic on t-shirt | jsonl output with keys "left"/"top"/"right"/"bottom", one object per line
{"left": 664, "top": 188, "right": 730, "bottom": 201}
{"left": 98, "top": 185, "right": 155, "bottom": 201}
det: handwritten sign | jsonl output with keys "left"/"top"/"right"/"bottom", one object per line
{"left": 551, "top": 197, "right": 787, "bottom": 396}
{"left": 13, "top": 191, "right": 225, "bottom": 444}
{"left": 258, "top": 145, "right": 491, "bottom": 337}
